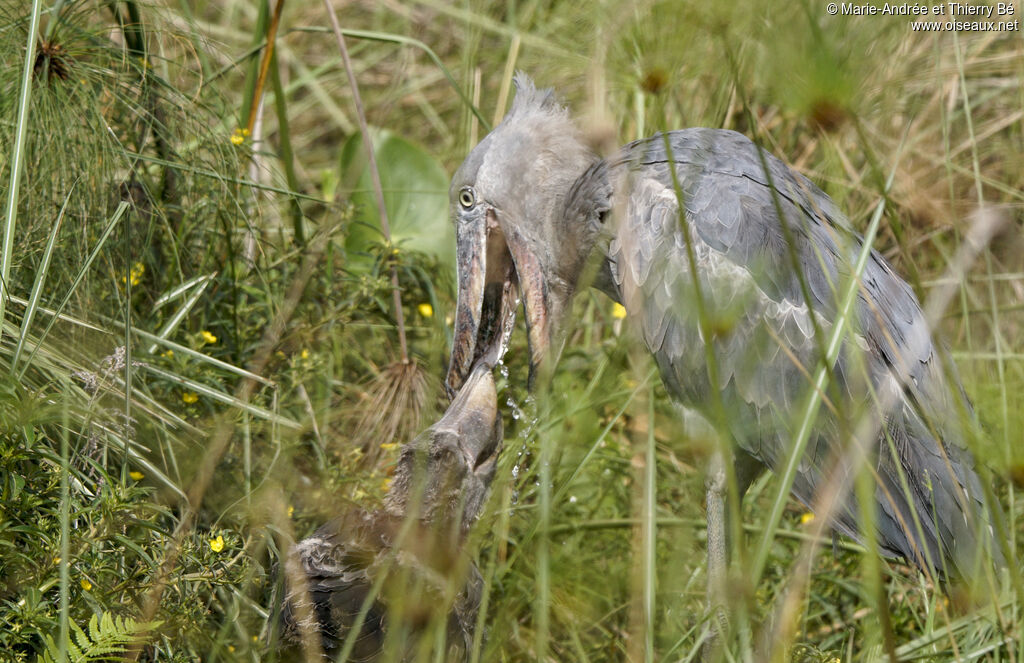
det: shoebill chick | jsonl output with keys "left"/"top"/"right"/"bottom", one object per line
{"left": 281, "top": 363, "right": 502, "bottom": 661}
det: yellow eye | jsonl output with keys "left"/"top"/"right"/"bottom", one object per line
{"left": 458, "top": 187, "right": 475, "bottom": 209}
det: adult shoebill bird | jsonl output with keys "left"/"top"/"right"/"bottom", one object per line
{"left": 446, "top": 73, "right": 1001, "bottom": 592}
{"left": 282, "top": 362, "right": 502, "bottom": 660}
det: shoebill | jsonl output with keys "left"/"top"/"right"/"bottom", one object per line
{"left": 444, "top": 73, "right": 1002, "bottom": 628}
{"left": 282, "top": 362, "right": 503, "bottom": 660}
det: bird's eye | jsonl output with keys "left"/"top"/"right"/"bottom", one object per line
{"left": 458, "top": 187, "right": 475, "bottom": 209}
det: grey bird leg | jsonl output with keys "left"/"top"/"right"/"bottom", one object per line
{"left": 704, "top": 449, "right": 730, "bottom": 659}
{"left": 704, "top": 449, "right": 765, "bottom": 660}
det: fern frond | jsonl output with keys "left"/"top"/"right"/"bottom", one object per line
{"left": 43, "top": 612, "right": 160, "bottom": 662}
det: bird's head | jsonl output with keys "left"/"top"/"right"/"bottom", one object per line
{"left": 446, "top": 73, "right": 599, "bottom": 395}
{"left": 385, "top": 362, "right": 502, "bottom": 530}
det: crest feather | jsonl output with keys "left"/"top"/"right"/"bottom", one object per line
{"left": 508, "top": 72, "right": 563, "bottom": 118}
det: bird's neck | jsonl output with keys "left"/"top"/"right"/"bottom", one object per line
{"left": 555, "top": 157, "right": 617, "bottom": 299}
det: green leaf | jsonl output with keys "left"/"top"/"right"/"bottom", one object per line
{"left": 339, "top": 129, "right": 453, "bottom": 269}
{"left": 42, "top": 611, "right": 160, "bottom": 662}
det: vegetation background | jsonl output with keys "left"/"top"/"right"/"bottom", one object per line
{"left": 0, "top": 0, "right": 1021, "bottom": 661}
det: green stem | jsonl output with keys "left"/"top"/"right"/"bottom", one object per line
{"left": 269, "top": 49, "right": 304, "bottom": 245}
{"left": 240, "top": 0, "right": 270, "bottom": 129}
{"left": 11, "top": 180, "right": 73, "bottom": 371}
{"left": 0, "top": 0, "right": 44, "bottom": 342}
{"left": 322, "top": 2, "right": 409, "bottom": 363}
{"left": 245, "top": 0, "right": 286, "bottom": 137}
{"left": 58, "top": 373, "right": 70, "bottom": 662}
{"left": 643, "top": 384, "right": 656, "bottom": 662}
{"left": 16, "top": 202, "right": 128, "bottom": 381}
{"left": 281, "top": 26, "right": 490, "bottom": 131}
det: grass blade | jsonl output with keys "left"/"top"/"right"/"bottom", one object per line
{"left": 269, "top": 48, "right": 304, "bottom": 245}
{"left": 58, "top": 372, "right": 70, "bottom": 663}
{"left": 322, "top": 4, "right": 410, "bottom": 364}
{"left": 124, "top": 324, "right": 274, "bottom": 386}
{"left": 642, "top": 383, "right": 656, "bottom": 661}
{"left": 286, "top": 26, "right": 491, "bottom": 131}
{"left": 140, "top": 364, "right": 298, "bottom": 429}
{"left": 11, "top": 180, "right": 75, "bottom": 371}
{"left": 153, "top": 272, "right": 217, "bottom": 310}
{"left": 0, "top": 0, "right": 43, "bottom": 337}
{"left": 16, "top": 201, "right": 128, "bottom": 381}
{"left": 145, "top": 274, "right": 215, "bottom": 354}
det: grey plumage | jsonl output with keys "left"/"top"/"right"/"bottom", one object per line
{"left": 600, "top": 129, "right": 994, "bottom": 576}
{"left": 446, "top": 73, "right": 1001, "bottom": 583}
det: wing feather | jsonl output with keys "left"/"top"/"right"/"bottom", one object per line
{"left": 600, "top": 128, "right": 998, "bottom": 576}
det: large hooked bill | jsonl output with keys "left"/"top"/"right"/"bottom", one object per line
{"left": 446, "top": 205, "right": 559, "bottom": 397}
{"left": 446, "top": 208, "right": 521, "bottom": 396}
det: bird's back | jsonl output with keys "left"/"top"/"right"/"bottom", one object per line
{"left": 280, "top": 510, "right": 483, "bottom": 660}
{"left": 590, "top": 127, "right": 999, "bottom": 578}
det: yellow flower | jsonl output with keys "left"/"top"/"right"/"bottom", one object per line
{"left": 129, "top": 471, "right": 144, "bottom": 481}
{"left": 380, "top": 442, "right": 399, "bottom": 451}
{"left": 209, "top": 535, "right": 225, "bottom": 553}
{"left": 121, "top": 262, "right": 145, "bottom": 287}
{"left": 417, "top": 303, "right": 433, "bottom": 318}
{"left": 287, "top": 505, "right": 295, "bottom": 518}
{"left": 120, "top": 262, "right": 144, "bottom": 287}
{"left": 800, "top": 512, "right": 815, "bottom": 525}
{"left": 201, "top": 330, "right": 217, "bottom": 344}
{"left": 80, "top": 578, "right": 92, "bottom": 591}
{"left": 612, "top": 302, "right": 627, "bottom": 319}
{"left": 300, "top": 348, "right": 309, "bottom": 359}
{"left": 162, "top": 349, "right": 174, "bottom": 358}
{"left": 182, "top": 392, "right": 198, "bottom": 404}
{"left": 228, "top": 645, "right": 236, "bottom": 653}
{"left": 241, "top": 128, "right": 251, "bottom": 137}
{"left": 230, "top": 128, "right": 245, "bottom": 145}
{"left": 380, "top": 477, "right": 393, "bottom": 492}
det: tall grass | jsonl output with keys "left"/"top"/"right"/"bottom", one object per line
{"left": 0, "top": 0, "right": 1020, "bottom": 661}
